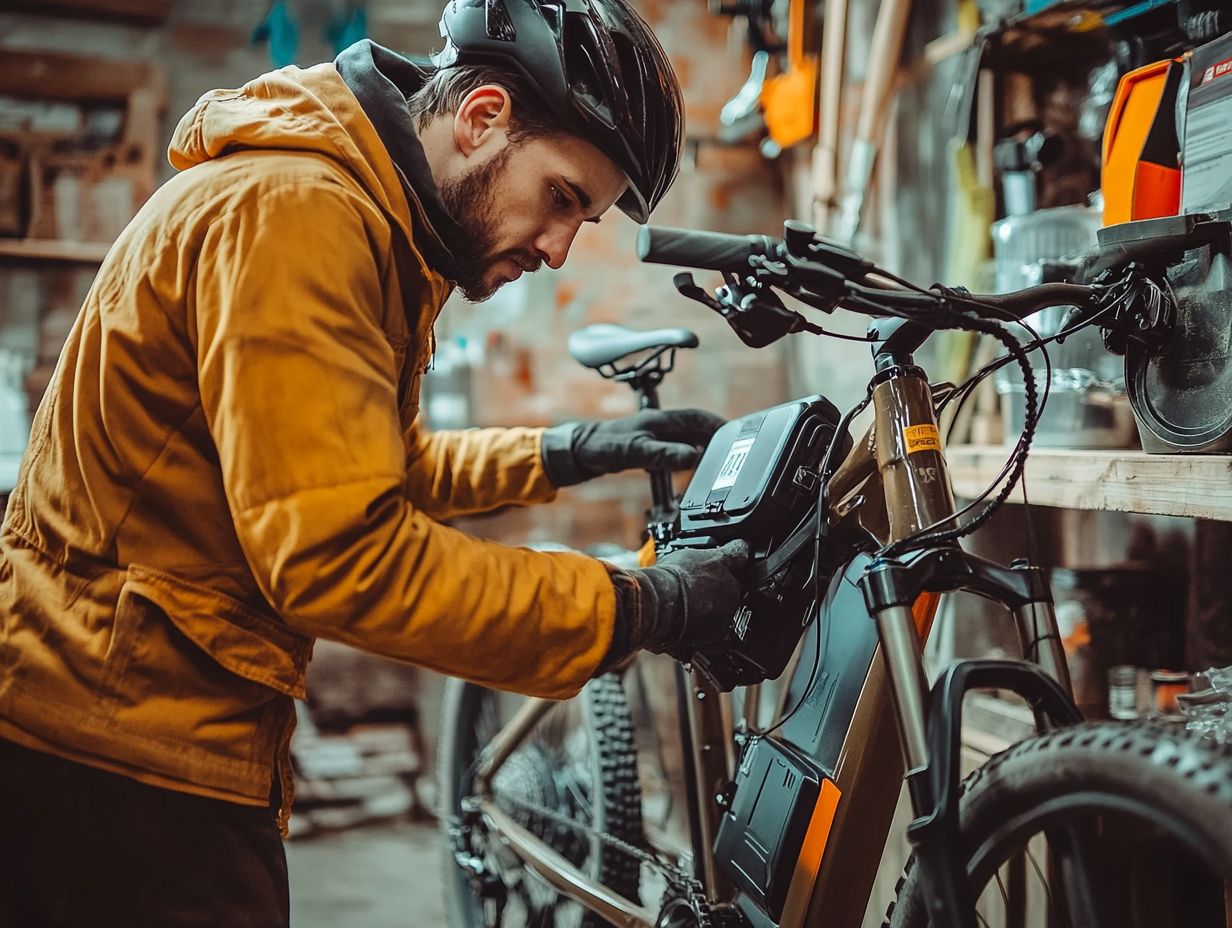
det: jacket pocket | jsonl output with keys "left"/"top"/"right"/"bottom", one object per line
{"left": 119, "top": 565, "right": 311, "bottom": 697}
{"left": 93, "top": 566, "right": 308, "bottom": 783}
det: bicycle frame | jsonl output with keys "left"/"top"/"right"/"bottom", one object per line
{"left": 467, "top": 346, "right": 1078, "bottom": 928}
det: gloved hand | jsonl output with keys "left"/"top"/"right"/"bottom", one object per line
{"left": 541, "top": 408, "right": 725, "bottom": 487}
{"left": 628, "top": 540, "right": 751, "bottom": 662}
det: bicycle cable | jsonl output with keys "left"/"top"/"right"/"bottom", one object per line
{"left": 936, "top": 273, "right": 1136, "bottom": 430}
{"left": 924, "top": 274, "right": 1137, "bottom": 539}
{"left": 753, "top": 386, "right": 874, "bottom": 740}
{"left": 927, "top": 283, "right": 1137, "bottom": 563}
{"left": 878, "top": 305, "right": 1041, "bottom": 558}
{"left": 874, "top": 274, "right": 1140, "bottom": 555}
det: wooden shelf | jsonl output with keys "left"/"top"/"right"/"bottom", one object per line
{"left": 0, "top": 239, "right": 110, "bottom": 264}
{"left": 949, "top": 445, "right": 1232, "bottom": 522}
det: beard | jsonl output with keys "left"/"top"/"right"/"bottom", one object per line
{"left": 439, "top": 146, "right": 540, "bottom": 302}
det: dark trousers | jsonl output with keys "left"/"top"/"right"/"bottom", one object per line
{"left": 0, "top": 738, "right": 289, "bottom": 928}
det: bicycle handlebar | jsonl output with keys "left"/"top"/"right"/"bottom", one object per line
{"left": 639, "top": 222, "right": 1105, "bottom": 333}
{"left": 859, "top": 281, "right": 1101, "bottom": 321}
{"left": 636, "top": 225, "right": 776, "bottom": 273}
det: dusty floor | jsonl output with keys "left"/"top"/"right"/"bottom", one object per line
{"left": 286, "top": 818, "right": 448, "bottom": 928}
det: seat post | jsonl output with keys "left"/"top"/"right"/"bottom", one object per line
{"left": 630, "top": 370, "right": 677, "bottom": 528}
{"left": 634, "top": 378, "right": 661, "bottom": 412}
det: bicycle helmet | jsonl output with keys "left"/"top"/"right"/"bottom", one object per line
{"left": 433, "top": 0, "right": 685, "bottom": 223}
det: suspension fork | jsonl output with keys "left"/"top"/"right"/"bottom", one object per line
{"left": 857, "top": 361, "right": 1081, "bottom": 926}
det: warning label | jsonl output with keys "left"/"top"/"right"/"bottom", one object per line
{"left": 904, "top": 424, "right": 941, "bottom": 454}
{"left": 1201, "top": 56, "right": 1232, "bottom": 86}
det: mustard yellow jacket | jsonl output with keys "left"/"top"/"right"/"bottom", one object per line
{"left": 0, "top": 48, "right": 615, "bottom": 828}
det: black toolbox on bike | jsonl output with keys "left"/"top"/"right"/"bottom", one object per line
{"left": 667, "top": 395, "right": 848, "bottom": 691}
{"left": 672, "top": 395, "right": 843, "bottom": 552}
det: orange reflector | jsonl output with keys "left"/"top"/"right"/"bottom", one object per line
{"left": 782, "top": 778, "right": 842, "bottom": 911}
{"left": 913, "top": 591, "right": 942, "bottom": 639}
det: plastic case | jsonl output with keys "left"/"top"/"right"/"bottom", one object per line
{"left": 668, "top": 395, "right": 846, "bottom": 690}
{"left": 674, "top": 395, "right": 842, "bottom": 554}
{"left": 713, "top": 737, "right": 825, "bottom": 922}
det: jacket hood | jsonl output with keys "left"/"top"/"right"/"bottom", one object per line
{"left": 168, "top": 57, "right": 431, "bottom": 259}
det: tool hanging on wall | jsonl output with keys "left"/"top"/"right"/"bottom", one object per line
{"left": 811, "top": 0, "right": 849, "bottom": 231}
{"left": 833, "top": 0, "right": 914, "bottom": 244}
{"left": 719, "top": 49, "right": 772, "bottom": 144}
{"left": 711, "top": 0, "right": 820, "bottom": 156}
{"left": 759, "top": 0, "right": 820, "bottom": 156}
{"left": 326, "top": 3, "right": 368, "bottom": 56}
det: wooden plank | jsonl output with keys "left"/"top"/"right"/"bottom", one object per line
{"left": 0, "top": 49, "right": 162, "bottom": 103}
{"left": 949, "top": 445, "right": 1232, "bottom": 521}
{"left": 0, "top": 238, "right": 110, "bottom": 263}
{"left": 5, "top": 0, "right": 170, "bottom": 25}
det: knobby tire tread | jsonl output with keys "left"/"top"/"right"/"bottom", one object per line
{"left": 883, "top": 720, "right": 1232, "bottom": 927}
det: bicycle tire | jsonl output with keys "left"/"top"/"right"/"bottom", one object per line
{"left": 885, "top": 720, "right": 1232, "bottom": 927}
{"left": 437, "top": 674, "right": 643, "bottom": 928}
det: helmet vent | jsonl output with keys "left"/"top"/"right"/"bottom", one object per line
{"left": 539, "top": 1, "right": 563, "bottom": 37}
{"left": 562, "top": 18, "right": 607, "bottom": 114}
{"left": 484, "top": 0, "right": 516, "bottom": 41}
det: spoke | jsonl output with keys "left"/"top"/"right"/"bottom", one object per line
{"left": 993, "top": 867, "right": 1010, "bottom": 910}
{"left": 1025, "top": 843, "right": 1063, "bottom": 928}
{"left": 535, "top": 700, "right": 576, "bottom": 751}
{"left": 477, "top": 695, "right": 502, "bottom": 752}
{"left": 533, "top": 896, "right": 558, "bottom": 928}
{"left": 565, "top": 779, "right": 595, "bottom": 823}
{"left": 1050, "top": 824, "right": 1104, "bottom": 928}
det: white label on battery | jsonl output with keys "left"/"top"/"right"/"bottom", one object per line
{"left": 712, "top": 437, "right": 755, "bottom": 490}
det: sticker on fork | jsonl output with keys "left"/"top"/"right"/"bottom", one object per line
{"left": 903, "top": 424, "right": 941, "bottom": 454}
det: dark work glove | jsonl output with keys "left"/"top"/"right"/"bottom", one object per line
{"left": 627, "top": 541, "right": 751, "bottom": 662}
{"left": 541, "top": 408, "right": 725, "bottom": 487}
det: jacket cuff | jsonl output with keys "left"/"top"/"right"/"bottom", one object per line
{"left": 595, "top": 567, "right": 643, "bottom": 674}
{"left": 540, "top": 423, "right": 584, "bottom": 488}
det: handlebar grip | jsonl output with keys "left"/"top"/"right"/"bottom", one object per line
{"left": 637, "top": 225, "right": 774, "bottom": 272}
{"left": 972, "top": 283, "right": 1099, "bottom": 318}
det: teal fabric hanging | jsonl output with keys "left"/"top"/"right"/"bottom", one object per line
{"left": 326, "top": 5, "right": 369, "bottom": 55}
{"left": 252, "top": 1, "right": 301, "bottom": 68}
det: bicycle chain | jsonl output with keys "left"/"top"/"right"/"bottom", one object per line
{"left": 491, "top": 792, "right": 715, "bottom": 928}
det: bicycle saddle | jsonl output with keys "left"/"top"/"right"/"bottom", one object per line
{"left": 567, "top": 324, "right": 699, "bottom": 371}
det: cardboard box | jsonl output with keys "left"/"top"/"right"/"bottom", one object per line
{"left": 1182, "top": 32, "right": 1232, "bottom": 214}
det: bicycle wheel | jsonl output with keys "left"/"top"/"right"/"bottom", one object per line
{"left": 886, "top": 721, "right": 1232, "bottom": 927}
{"left": 438, "top": 674, "right": 643, "bottom": 928}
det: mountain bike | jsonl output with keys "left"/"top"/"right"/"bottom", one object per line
{"left": 438, "top": 214, "right": 1232, "bottom": 928}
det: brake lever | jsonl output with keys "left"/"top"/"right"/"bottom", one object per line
{"left": 717, "top": 280, "right": 813, "bottom": 348}
{"left": 673, "top": 272, "right": 813, "bottom": 348}
{"left": 673, "top": 272, "right": 729, "bottom": 312}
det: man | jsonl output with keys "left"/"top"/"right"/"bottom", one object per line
{"left": 0, "top": 1, "right": 748, "bottom": 924}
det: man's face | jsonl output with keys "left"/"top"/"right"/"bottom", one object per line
{"left": 440, "top": 132, "right": 628, "bottom": 301}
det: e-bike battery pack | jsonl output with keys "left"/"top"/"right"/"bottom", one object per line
{"left": 668, "top": 395, "right": 847, "bottom": 690}
{"left": 713, "top": 736, "right": 830, "bottom": 922}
